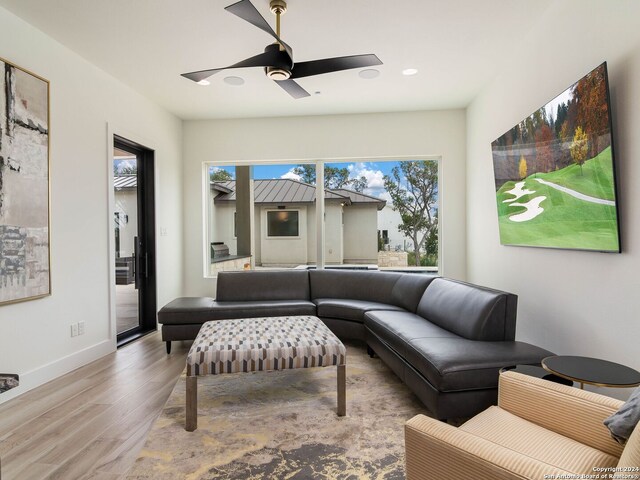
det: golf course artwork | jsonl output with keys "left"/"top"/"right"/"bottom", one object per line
{"left": 491, "top": 62, "right": 620, "bottom": 252}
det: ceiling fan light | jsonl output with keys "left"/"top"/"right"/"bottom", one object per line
{"left": 402, "top": 68, "right": 418, "bottom": 76}
{"left": 196, "top": 79, "right": 211, "bottom": 86}
{"left": 266, "top": 66, "right": 291, "bottom": 81}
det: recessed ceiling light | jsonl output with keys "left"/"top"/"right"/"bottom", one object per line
{"left": 314, "top": 91, "right": 322, "bottom": 95}
{"left": 196, "top": 79, "right": 210, "bottom": 86}
{"left": 359, "top": 69, "right": 380, "bottom": 79}
{"left": 402, "top": 68, "right": 418, "bottom": 76}
{"left": 224, "top": 76, "right": 245, "bottom": 86}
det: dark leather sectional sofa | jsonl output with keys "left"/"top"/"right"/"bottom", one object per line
{"left": 158, "top": 269, "right": 552, "bottom": 419}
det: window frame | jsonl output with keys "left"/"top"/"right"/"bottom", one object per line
{"left": 202, "top": 156, "right": 442, "bottom": 278}
{"left": 265, "top": 209, "right": 301, "bottom": 238}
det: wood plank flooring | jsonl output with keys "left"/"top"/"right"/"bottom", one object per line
{"left": 0, "top": 332, "right": 191, "bottom": 480}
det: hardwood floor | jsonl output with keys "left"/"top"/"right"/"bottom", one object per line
{"left": 0, "top": 332, "right": 191, "bottom": 480}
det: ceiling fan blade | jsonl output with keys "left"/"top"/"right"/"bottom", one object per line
{"left": 290, "top": 54, "right": 382, "bottom": 79}
{"left": 225, "top": 0, "right": 293, "bottom": 59}
{"left": 181, "top": 50, "right": 282, "bottom": 82}
{"left": 275, "top": 79, "right": 311, "bottom": 99}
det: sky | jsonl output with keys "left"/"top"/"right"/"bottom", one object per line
{"left": 209, "top": 161, "right": 405, "bottom": 200}
{"left": 544, "top": 88, "right": 573, "bottom": 123}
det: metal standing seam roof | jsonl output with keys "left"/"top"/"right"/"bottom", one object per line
{"left": 113, "top": 175, "right": 137, "bottom": 189}
{"left": 332, "top": 188, "right": 387, "bottom": 210}
{"left": 212, "top": 179, "right": 350, "bottom": 204}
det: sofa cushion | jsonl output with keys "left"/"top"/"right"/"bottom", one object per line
{"left": 310, "top": 270, "right": 400, "bottom": 304}
{"left": 364, "top": 310, "right": 458, "bottom": 356}
{"left": 216, "top": 270, "right": 310, "bottom": 302}
{"left": 316, "top": 298, "right": 404, "bottom": 323}
{"left": 460, "top": 406, "right": 618, "bottom": 473}
{"left": 158, "top": 297, "right": 216, "bottom": 325}
{"left": 390, "top": 274, "right": 437, "bottom": 312}
{"left": 404, "top": 337, "right": 553, "bottom": 392}
{"left": 209, "top": 300, "right": 317, "bottom": 320}
{"left": 416, "top": 278, "right": 517, "bottom": 341}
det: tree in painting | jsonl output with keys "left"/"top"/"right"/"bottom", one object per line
{"left": 518, "top": 156, "right": 528, "bottom": 180}
{"left": 570, "top": 125, "right": 589, "bottom": 175}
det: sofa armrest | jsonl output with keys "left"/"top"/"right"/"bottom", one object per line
{"left": 405, "top": 414, "right": 572, "bottom": 480}
{"left": 498, "top": 371, "right": 624, "bottom": 458}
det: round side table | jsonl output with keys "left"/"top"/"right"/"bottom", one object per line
{"left": 500, "top": 364, "right": 573, "bottom": 386}
{"left": 541, "top": 356, "right": 640, "bottom": 390}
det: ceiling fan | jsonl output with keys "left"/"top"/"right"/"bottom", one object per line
{"left": 181, "top": 0, "right": 383, "bottom": 99}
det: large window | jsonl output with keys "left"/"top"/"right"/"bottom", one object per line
{"left": 324, "top": 160, "right": 439, "bottom": 272}
{"left": 205, "top": 158, "right": 440, "bottom": 275}
{"left": 267, "top": 210, "right": 299, "bottom": 237}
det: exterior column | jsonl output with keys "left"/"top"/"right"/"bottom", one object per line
{"left": 235, "top": 166, "right": 255, "bottom": 268}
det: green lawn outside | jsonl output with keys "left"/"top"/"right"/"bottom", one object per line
{"left": 496, "top": 148, "right": 619, "bottom": 251}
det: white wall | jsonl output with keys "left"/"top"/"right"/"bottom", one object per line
{"left": 183, "top": 110, "right": 467, "bottom": 296}
{"left": 378, "top": 205, "right": 411, "bottom": 252}
{"left": 260, "top": 206, "right": 308, "bottom": 266}
{"left": 209, "top": 202, "right": 237, "bottom": 256}
{"left": 466, "top": 0, "right": 640, "bottom": 388}
{"left": 344, "top": 205, "right": 378, "bottom": 263}
{"left": 0, "top": 7, "right": 183, "bottom": 403}
{"left": 323, "top": 203, "right": 344, "bottom": 264}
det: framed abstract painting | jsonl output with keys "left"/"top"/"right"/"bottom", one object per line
{"left": 0, "top": 57, "right": 50, "bottom": 305}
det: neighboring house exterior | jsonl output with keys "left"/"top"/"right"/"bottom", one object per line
{"left": 209, "top": 179, "right": 385, "bottom": 267}
{"left": 113, "top": 175, "right": 138, "bottom": 258}
{"left": 378, "top": 204, "right": 414, "bottom": 252}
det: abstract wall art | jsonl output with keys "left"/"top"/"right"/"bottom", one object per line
{"left": 0, "top": 57, "right": 50, "bottom": 305}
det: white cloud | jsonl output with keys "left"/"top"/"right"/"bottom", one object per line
{"left": 345, "top": 162, "right": 387, "bottom": 198}
{"left": 349, "top": 162, "right": 385, "bottom": 190}
{"left": 281, "top": 168, "right": 302, "bottom": 181}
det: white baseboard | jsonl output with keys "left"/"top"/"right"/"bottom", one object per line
{"left": 0, "top": 339, "right": 115, "bottom": 405}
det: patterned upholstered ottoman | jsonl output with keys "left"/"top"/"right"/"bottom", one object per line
{"left": 185, "top": 315, "right": 347, "bottom": 431}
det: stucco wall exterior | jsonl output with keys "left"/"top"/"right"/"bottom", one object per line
{"left": 344, "top": 205, "right": 379, "bottom": 263}
{"left": 208, "top": 198, "right": 376, "bottom": 266}
{"left": 114, "top": 189, "right": 138, "bottom": 258}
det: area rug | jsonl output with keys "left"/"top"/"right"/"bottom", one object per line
{"left": 126, "top": 343, "right": 430, "bottom": 479}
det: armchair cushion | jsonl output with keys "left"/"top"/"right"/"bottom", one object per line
{"left": 459, "top": 406, "right": 618, "bottom": 473}
{"left": 405, "top": 414, "right": 574, "bottom": 480}
{"left": 498, "top": 371, "right": 624, "bottom": 458}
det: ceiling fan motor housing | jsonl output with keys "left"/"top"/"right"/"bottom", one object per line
{"left": 263, "top": 43, "right": 293, "bottom": 81}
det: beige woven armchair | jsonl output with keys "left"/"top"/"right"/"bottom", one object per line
{"left": 405, "top": 370, "right": 640, "bottom": 480}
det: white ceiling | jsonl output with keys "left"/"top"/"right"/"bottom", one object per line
{"left": 0, "top": 0, "right": 553, "bottom": 120}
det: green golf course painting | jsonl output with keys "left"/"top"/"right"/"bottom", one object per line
{"left": 491, "top": 63, "right": 620, "bottom": 252}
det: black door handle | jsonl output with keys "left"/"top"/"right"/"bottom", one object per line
{"left": 134, "top": 236, "right": 140, "bottom": 289}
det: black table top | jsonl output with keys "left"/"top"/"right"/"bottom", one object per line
{"left": 501, "top": 364, "right": 574, "bottom": 386}
{"left": 542, "top": 356, "right": 640, "bottom": 388}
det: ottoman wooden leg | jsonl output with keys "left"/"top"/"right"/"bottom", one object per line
{"left": 186, "top": 375, "right": 198, "bottom": 431}
{"left": 337, "top": 364, "right": 346, "bottom": 416}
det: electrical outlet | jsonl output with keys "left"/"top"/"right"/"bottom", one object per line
{"left": 78, "top": 321, "right": 85, "bottom": 335}
{"left": 71, "top": 323, "right": 78, "bottom": 337}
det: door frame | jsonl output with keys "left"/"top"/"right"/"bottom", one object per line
{"left": 107, "top": 127, "right": 158, "bottom": 347}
